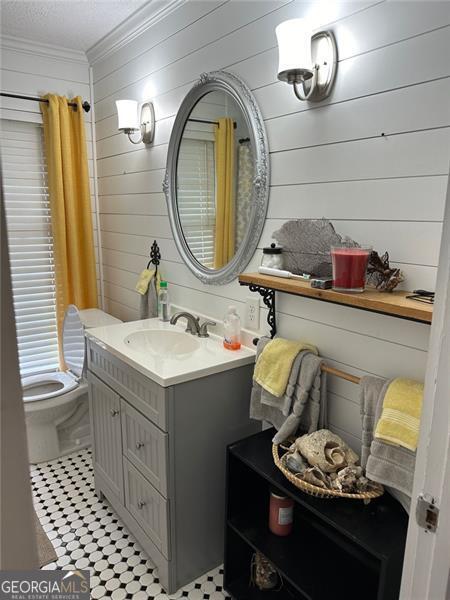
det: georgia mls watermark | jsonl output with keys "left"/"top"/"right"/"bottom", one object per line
{"left": 0, "top": 570, "right": 90, "bottom": 600}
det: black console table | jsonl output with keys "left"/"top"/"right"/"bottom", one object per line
{"left": 223, "top": 429, "right": 408, "bottom": 600}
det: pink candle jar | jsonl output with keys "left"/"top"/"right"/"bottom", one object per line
{"left": 269, "top": 490, "right": 294, "bottom": 536}
{"left": 331, "top": 245, "right": 372, "bottom": 293}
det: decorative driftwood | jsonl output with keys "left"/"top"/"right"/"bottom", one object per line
{"left": 366, "top": 251, "right": 404, "bottom": 292}
{"left": 272, "top": 219, "right": 358, "bottom": 277}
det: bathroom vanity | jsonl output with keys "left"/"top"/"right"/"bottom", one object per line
{"left": 86, "top": 318, "right": 258, "bottom": 593}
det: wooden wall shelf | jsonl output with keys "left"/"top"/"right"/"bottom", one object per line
{"left": 239, "top": 273, "right": 432, "bottom": 326}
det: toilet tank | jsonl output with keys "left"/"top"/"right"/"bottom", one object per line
{"left": 79, "top": 308, "right": 122, "bottom": 329}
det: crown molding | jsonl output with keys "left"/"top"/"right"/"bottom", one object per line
{"left": 0, "top": 34, "right": 88, "bottom": 64}
{"left": 86, "top": 0, "right": 186, "bottom": 66}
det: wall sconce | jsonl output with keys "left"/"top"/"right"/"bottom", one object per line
{"left": 275, "top": 18, "right": 337, "bottom": 102}
{"left": 116, "top": 99, "right": 155, "bottom": 145}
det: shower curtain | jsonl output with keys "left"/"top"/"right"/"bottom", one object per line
{"left": 214, "top": 117, "right": 235, "bottom": 269}
{"left": 235, "top": 141, "right": 253, "bottom": 248}
{"left": 41, "top": 94, "right": 98, "bottom": 367}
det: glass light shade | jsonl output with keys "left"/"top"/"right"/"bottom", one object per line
{"left": 276, "top": 19, "right": 313, "bottom": 81}
{"left": 116, "top": 99, "right": 139, "bottom": 131}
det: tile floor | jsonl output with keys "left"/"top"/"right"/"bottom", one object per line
{"left": 32, "top": 448, "right": 231, "bottom": 599}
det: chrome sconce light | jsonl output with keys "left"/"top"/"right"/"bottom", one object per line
{"left": 116, "top": 99, "right": 155, "bottom": 144}
{"left": 276, "top": 19, "right": 337, "bottom": 102}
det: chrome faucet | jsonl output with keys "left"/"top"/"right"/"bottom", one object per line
{"left": 170, "top": 312, "right": 216, "bottom": 337}
{"left": 170, "top": 312, "right": 200, "bottom": 335}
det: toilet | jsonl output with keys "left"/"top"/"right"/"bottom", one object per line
{"left": 23, "top": 305, "right": 122, "bottom": 463}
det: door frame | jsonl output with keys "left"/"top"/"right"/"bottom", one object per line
{"left": 400, "top": 165, "right": 450, "bottom": 599}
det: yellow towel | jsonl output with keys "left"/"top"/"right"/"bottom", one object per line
{"left": 374, "top": 378, "right": 423, "bottom": 451}
{"left": 135, "top": 268, "right": 155, "bottom": 295}
{"left": 254, "top": 338, "right": 318, "bottom": 398}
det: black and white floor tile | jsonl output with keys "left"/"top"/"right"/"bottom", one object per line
{"left": 31, "top": 449, "right": 230, "bottom": 599}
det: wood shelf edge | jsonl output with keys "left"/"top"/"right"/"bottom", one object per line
{"left": 239, "top": 273, "right": 432, "bottom": 324}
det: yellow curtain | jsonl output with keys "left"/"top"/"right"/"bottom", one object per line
{"left": 41, "top": 95, "right": 98, "bottom": 364}
{"left": 214, "top": 117, "right": 235, "bottom": 269}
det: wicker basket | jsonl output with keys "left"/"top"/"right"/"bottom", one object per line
{"left": 273, "top": 443, "right": 384, "bottom": 501}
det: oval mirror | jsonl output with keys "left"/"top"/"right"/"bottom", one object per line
{"left": 164, "top": 71, "right": 269, "bottom": 285}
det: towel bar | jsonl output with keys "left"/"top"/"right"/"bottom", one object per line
{"left": 252, "top": 337, "right": 361, "bottom": 384}
{"left": 320, "top": 364, "right": 360, "bottom": 384}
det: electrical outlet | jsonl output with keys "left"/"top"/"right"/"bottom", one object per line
{"left": 245, "top": 297, "right": 260, "bottom": 330}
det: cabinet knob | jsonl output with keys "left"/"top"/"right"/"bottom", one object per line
{"left": 137, "top": 500, "right": 146, "bottom": 509}
{"left": 110, "top": 408, "right": 119, "bottom": 417}
{"left": 135, "top": 442, "right": 144, "bottom": 450}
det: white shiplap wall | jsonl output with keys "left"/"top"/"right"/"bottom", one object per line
{"left": 91, "top": 0, "right": 450, "bottom": 450}
{"left": 0, "top": 37, "right": 101, "bottom": 301}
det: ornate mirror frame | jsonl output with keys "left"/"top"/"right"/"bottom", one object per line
{"left": 163, "top": 70, "right": 270, "bottom": 285}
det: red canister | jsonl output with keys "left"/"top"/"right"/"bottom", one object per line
{"left": 269, "top": 490, "right": 294, "bottom": 536}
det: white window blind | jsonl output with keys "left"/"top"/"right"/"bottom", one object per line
{"left": 1, "top": 119, "right": 59, "bottom": 377}
{"left": 177, "top": 138, "right": 216, "bottom": 267}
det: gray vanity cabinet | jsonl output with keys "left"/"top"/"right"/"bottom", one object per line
{"left": 88, "top": 373, "right": 124, "bottom": 504}
{"left": 87, "top": 337, "right": 258, "bottom": 594}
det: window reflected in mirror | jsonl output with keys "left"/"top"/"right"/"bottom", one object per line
{"left": 176, "top": 90, "right": 254, "bottom": 270}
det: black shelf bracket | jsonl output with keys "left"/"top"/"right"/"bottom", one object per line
{"left": 241, "top": 282, "right": 277, "bottom": 338}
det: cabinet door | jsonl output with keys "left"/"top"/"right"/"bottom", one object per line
{"left": 124, "top": 459, "right": 169, "bottom": 558}
{"left": 121, "top": 400, "right": 168, "bottom": 496}
{"left": 88, "top": 371, "right": 124, "bottom": 502}
{"left": 87, "top": 338, "right": 168, "bottom": 430}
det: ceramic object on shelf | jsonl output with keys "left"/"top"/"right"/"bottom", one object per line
{"left": 261, "top": 243, "right": 284, "bottom": 270}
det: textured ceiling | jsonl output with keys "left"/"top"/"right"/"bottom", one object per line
{"left": 0, "top": 0, "right": 150, "bottom": 52}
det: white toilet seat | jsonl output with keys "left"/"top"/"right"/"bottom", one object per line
{"left": 23, "top": 305, "right": 122, "bottom": 462}
{"left": 22, "top": 371, "right": 79, "bottom": 403}
{"left": 22, "top": 304, "right": 86, "bottom": 403}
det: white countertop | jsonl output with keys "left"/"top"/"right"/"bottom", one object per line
{"left": 86, "top": 317, "right": 256, "bottom": 387}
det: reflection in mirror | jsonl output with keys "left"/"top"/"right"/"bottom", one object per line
{"left": 176, "top": 91, "right": 254, "bottom": 270}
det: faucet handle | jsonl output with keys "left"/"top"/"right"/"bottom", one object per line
{"left": 185, "top": 315, "right": 200, "bottom": 335}
{"left": 199, "top": 320, "right": 216, "bottom": 338}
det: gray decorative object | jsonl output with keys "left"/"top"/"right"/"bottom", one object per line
{"left": 164, "top": 70, "right": 270, "bottom": 285}
{"left": 272, "top": 218, "right": 358, "bottom": 277}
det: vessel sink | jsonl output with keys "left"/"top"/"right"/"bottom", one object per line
{"left": 124, "top": 329, "right": 200, "bottom": 356}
